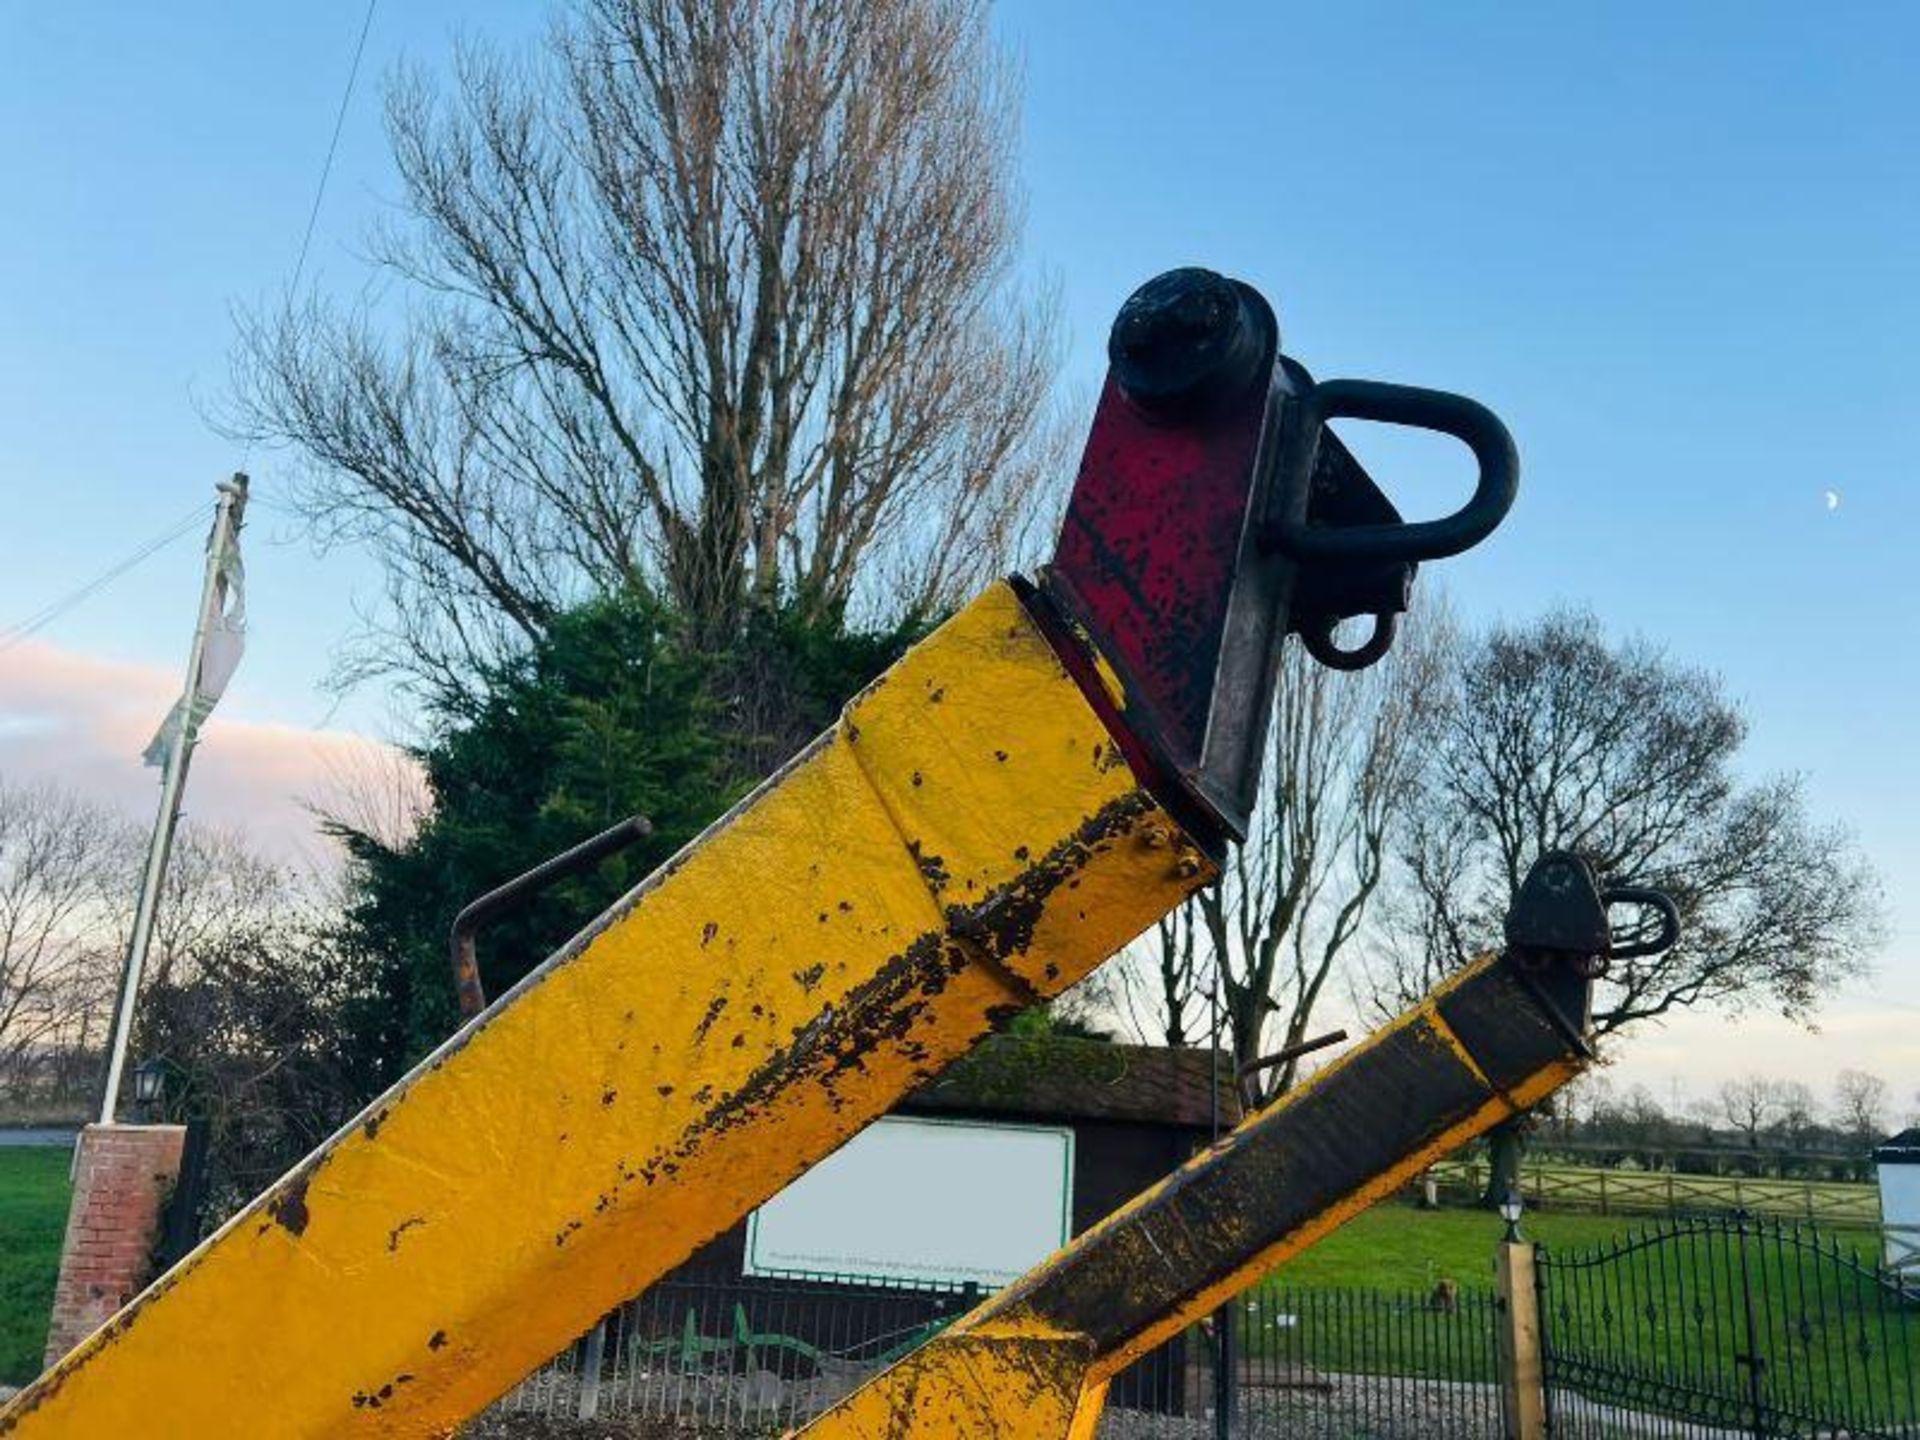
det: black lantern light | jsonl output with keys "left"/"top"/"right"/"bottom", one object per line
{"left": 1498, "top": 1185, "right": 1525, "bottom": 1244}
{"left": 132, "top": 1057, "right": 167, "bottom": 1120}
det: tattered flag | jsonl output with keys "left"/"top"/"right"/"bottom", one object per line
{"left": 142, "top": 540, "right": 246, "bottom": 768}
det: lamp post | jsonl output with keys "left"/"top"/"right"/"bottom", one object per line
{"left": 131, "top": 1058, "right": 167, "bottom": 1124}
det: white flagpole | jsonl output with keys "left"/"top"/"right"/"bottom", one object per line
{"left": 98, "top": 473, "right": 250, "bottom": 1125}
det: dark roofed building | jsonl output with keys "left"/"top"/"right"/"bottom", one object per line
{"left": 1874, "top": 1127, "right": 1920, "bottom": 1165}
{"left": 655, "top": 1033, "right": 1237, "bottom": 1416}
{"left": 679, "top": 1033, "right": 1240, "bottom": 1281}
{"left": 903, "top": 1035, "right": 1241, "bottom": 1310}
{"left": 909, "top": 1034, "right": 1241, "bottom": 1130}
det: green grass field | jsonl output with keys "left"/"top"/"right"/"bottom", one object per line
{"left": 1251, "top": 1200, "right": 1916, "bottom": 1426}
{"left": 0, "top": 1148, "right": 71, "bottom": 1387}
{"left": 1242, "top": 1204, "right": 1784, "bottom": 1384}
{"left": 1267, "top": 1202, "right": 1649, "bottom": 1291}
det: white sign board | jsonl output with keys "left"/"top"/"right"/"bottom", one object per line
{"left": 745, "top": 1116, "right": 1074, "bottom": 1288}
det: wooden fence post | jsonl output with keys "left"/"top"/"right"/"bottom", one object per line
{"left": 1497, "top": 1240, "right": 1548, "bottom": 1440}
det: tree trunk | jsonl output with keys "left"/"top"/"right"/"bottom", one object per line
{"left": 1482, "top": 1116, "right": 1527, "bottom": 1208}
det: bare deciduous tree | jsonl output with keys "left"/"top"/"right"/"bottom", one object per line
{"left": 141, "top": 826, "right": 293, "bottom": 994}
{"left": 1719, "top": 1073, "right": 1787, "bottom": 1148}
{"left": 0, "top": 775, "right": 342, "bottom": 1125}
{"left": 1118, "top": 608, "right": 1452, "bottom": 1098}
{"left": 1769, "top": 1078, "right": 1818, "bottom": 1148}
{"left": 1372, "top": 608, "right": 1882, "bottom": 1204}
{"left": 1140, "top": 903, "right": 1207, "bottom": 1051}
{"left": 0, "top": 779, "right": 126, "bottom": 1102}
{"left": 304, "top": 743, "right": 431, "bottom": 860}
{"left": 1376, "top": 609, "right": 1883, "bottom": 1035}
{"left": 231, "top": 0, "right": 1061, "bottom": 696}
{"left": 1109, "top": 901, "right": 1209, "bottom": 1052}
{"left": 1833, "top": 1068, "right": 1889, "bottom": 1146}
{"left": 118, "top": 839, "right": 376, "bottom": 1225}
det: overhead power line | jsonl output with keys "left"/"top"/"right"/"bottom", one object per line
{"left": 288, "top": 0, "right": 380, "bottom": 301}
{"left": 240, "top": 0, "right": 379, "bottom": 479}
{"left": 0, "top": 501, "right": 214, "bottom": 656}
{"left": 6, "top": 5, "right": 381, "bottom": 658}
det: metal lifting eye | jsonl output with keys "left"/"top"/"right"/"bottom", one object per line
{"left": 1298, "top": 611, "right": 1399, "bottom": 672}
{"left": 1270, "top": 372, "right": 1520, "bottom": 674}
{"left": 1601, "top": 886, "right": 1683, "bottom": 961}
{"left": 1506, "top": 853, "right": 1684, "bottom": 969}
{"left": 1267, "top": 380, "right": 1521, "bottom": 569}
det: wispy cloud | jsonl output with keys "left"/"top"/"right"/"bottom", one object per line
{"left": 0, "top": 639, "right": 420, "bottom": 864}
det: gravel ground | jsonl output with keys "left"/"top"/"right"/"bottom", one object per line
{"left": 468, "top": 1371, "right": 1513, "bottom": 1438}
{"left": 467, "top": 1372, "right": 1798, "bottom": 1439}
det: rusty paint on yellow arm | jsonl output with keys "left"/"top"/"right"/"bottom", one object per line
{"left": 1085, "top": 1055, "right": 1581, "bottom": 1382}
{"left": 792, "top": 1325, "right": 1094, "bottom": 1439}
{"left": 794, "top": 950, "right": 1594, "bottom": 1438}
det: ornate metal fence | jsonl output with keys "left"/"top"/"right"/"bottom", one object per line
{"left": 1537, "top": 1214, "right": 1920, "bottom": 1438}
{"left": 491, "top": 1218, "right": 1920, "bottom": 1437}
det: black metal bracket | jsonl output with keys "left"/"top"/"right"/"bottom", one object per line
{"left": 1263, "top": 362, "right": 1520, "bottom": 671}
{"left": 1040, "top": 265, "right": 1523, "bottom": 846}
{"left": 1501, "top": 851, "right": 1682, "bottom": 1055}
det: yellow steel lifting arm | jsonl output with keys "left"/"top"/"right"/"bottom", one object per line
{"left": 0, "top": 267, "right": 1523, "bottom": 1437}
{"left": 796, "top": 854, "right": 1681, "bottom": 1440}
{"left": 1, "top": 587, "right": 1208, "bottom": 1436}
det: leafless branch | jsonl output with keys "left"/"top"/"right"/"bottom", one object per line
{"left": 228, "top": 0, "right": 1061, "bottom": 699}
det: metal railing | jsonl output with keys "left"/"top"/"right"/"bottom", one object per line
{"left": 497, "top": 1273, "right": 980, "bottom": 1430}
{"left": 1221, "top": 1285, "right": 1507, "bottom": 1438}
{"left": 493, "top": 1274, "right": 1505, "bottom": 1437}
{"left": 491, "top": 1215, "right": 1920, "bottom": 1439}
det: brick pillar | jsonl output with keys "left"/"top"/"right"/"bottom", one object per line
{"left": 43, "top": 1123, "right": 186, "bottom": 1368}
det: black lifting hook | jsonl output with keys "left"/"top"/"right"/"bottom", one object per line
{"left": 1093, "top": 264, "right": 1519, "bottom": 677}
{"left": 1262, "top": 364, "right": 1521, "bottom": 671}
{"left": 1505, "top": 851, "right": 1682, "bottom": 973}
{"left": 1501, "top": 850, "right": 1683, "bottom": 1054}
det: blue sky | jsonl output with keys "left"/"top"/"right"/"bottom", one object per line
{"left": 1, "top": 2, "right": 1914, "bottom": 1101}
